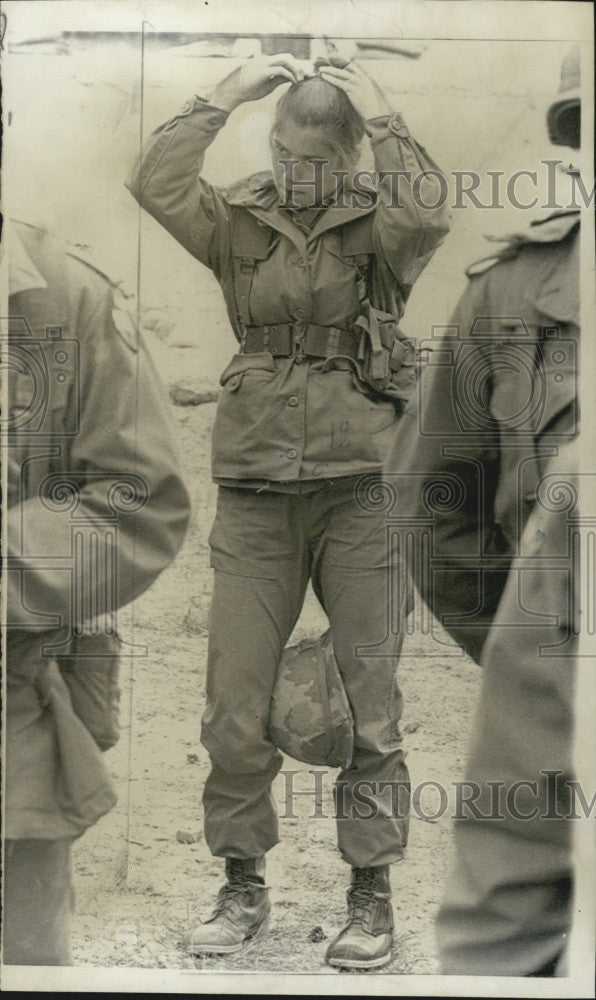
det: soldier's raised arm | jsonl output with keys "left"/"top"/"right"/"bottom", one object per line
{"left": 318, "top": 59, "right": 450, "bottom": 314}
{"left": 125, "top": 54, "right": 304, "bottom": 276}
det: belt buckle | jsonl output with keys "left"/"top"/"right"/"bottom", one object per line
{"left": 292, "top": 323, "right": 305, "bottom": 364}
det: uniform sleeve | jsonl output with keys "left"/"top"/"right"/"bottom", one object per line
{"left": 6, "top": 259, "right": 192, "bottom": 629}
{"left": 125, "top": 97, "right": 232, "bottom": 277}
{"left": 366, "top": 113, "right": 450, "bottom": 313}
{"left": 384, "top": 274, "right": 510, "bottom": 663}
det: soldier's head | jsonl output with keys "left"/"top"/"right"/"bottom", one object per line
{"left": 547, "top": 44, "right": 581, "bottom": 149}
{"left": 270, "top": 75, "right": 365, "bottom": 208}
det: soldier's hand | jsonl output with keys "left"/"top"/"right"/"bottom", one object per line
{"left": 210, "top": 54, "right": 305, "bottom": 112}
{"left": 318, "top": 60, "right": 385, "bottom": 122}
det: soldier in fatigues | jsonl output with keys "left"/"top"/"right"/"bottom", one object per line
{"left": 384, "top": 47, "right": 581, "bottom": 975}
{"left": 127, "top": 53, "right": 449, "bottom": 967}
{"left": 3, "top": 220, "right": 191, "bottom": 965}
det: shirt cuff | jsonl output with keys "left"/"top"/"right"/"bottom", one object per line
{"left": 365, "top": 112, "right": 410, "bottom": 140}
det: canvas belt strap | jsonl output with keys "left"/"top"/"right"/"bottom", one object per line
{"left": 241, "top": 323, "right": 362, "bottom": 362}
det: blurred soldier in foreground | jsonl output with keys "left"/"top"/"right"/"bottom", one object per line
{"left": 384, "top": 46, "right": 582, "bottom": 975}
{"left": 2, "top": 220, "right": 191, "bottom": 965}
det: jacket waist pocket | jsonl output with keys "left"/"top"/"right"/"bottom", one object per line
{"left": 57, "top": 633, "right": 122, "bottom": 752}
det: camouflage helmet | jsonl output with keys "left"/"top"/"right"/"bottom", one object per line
{"left": 268, "top": 629, "right": 354, "bottom": 768}
{"left": 547, "top": 44, "right": 581, "bottom": 148}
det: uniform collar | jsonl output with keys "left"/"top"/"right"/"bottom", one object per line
{"left": 224, "top": 170, "right": 377, "bottom": 238}
{"left": 8, "top": 221, "right": 48, "bottom": 295}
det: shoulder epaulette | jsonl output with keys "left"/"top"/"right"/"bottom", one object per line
{"left": 66, "top": 242, "right": 136, "bottom": 300}
{"left": 466, "top": 210, "right": 580, "bottom": 279}
{"left": 11, "top": 223, "right": 116, "bottom": 285}
{"left": 65, "top": 242, "right": 117, "bottom": 284}
{"left": 526, "top": 209, "right": 581, "bottom": 242}
{"left": 224, "top": 171, "right": 278, "bottom": 208}
{"left": 465, "top": 244, "right": 522, "bottom": 278}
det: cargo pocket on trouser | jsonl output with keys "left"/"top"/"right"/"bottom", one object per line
{"left": 208, "top": 486, "right": 286, "bottom": 579}
{"left": 204, "top": 487, "right": 296, "bottom": 772}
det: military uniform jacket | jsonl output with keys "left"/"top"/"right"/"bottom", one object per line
{"left": 5, "top": 221, "right": 191, "bottom": 839}
{"left": 126, "top": 96, "right": 450, "bottom": 484}
{"left": 384, "top": 210, "right": 580, "bottom": 663}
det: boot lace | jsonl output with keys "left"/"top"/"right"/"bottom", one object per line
{"left": 347, "top": 884, "right": 377, "bottom": 926}
{"left": 212, "top": 882, "right": 253, "bottom": 919}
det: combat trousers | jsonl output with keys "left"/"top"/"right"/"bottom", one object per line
{"left": 2, "top": 838, "right": 75, "bottom": 965}
{"left": 436, "top": 573, "right": 575, "bottom": 975}
{"left": 201, "top": 479, "right": 410, "bottom": 867}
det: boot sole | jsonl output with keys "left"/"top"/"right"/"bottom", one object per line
{"left": 189, "top": 916, "right": 270, "bottom": 956}
{"left": 327, "top": 951, "right": 392, "bottom": 970}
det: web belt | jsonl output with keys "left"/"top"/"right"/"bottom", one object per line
{"left": 241, "top": 323, "right": 362, "bottom": 363}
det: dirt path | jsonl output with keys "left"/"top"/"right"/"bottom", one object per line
{"left": 71, "top": 351, "right": 480, "bottom": 974}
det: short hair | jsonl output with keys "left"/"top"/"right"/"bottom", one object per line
{"left": 273, "top": 77, "right": 365, "bottom": 157}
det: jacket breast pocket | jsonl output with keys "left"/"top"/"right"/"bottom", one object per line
{"left": 488, "top": 344, "right": 545, "bottom": 434}
{"left": 488, "top": 341, "right": 577, "bottom": 439}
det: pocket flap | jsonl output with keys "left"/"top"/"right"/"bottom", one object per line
{"left": 230, "top": 208, "right": 274, "bottom": 260}
{"left": 489, "top": 342, "right": 577, "bottom": 435}
{"left": 219, "top": 352, "right": 276, "bottom": 386}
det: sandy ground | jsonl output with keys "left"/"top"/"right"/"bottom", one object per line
{"left": 2, "top": 19, "right": 588, "bottom": 987}
{"left": 70, "top": 343, "right": 480, "bottom": 976}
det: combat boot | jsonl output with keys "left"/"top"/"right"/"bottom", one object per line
{"left": 325, "top": 865, "right": 394, "bottom": 969}
{"left": 189, "top": 857, "right": 270, "bottom": 954}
